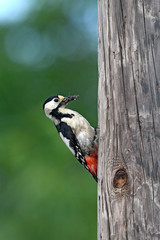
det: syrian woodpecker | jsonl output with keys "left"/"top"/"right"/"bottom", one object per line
{"left": 43, "top": 95, "right": 98, "bottom": 182}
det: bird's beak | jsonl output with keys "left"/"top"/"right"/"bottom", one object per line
{"left": 61, "top": 95, "right": 79, "bottom": 105}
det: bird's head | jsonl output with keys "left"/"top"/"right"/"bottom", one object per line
{"left": 43, "top": 95, "right": 79, "bottom": 118}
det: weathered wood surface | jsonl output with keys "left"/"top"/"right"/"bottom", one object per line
{"left": 98, "top": 0, "right": 160, "bottom": 239}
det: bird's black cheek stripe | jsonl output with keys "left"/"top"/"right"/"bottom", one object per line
{"left": 50, "top": 109, "right": 73, "bottom": 120}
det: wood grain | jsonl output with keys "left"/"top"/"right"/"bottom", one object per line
{"left": 98, "top": 0, "right": 160, "bottom": 239}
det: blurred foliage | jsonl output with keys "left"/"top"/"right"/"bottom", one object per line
{"left": 0, "top": 0, "right": 98, "bottom": 239}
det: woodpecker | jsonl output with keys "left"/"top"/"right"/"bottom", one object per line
{"left": 43, "top": 95, "right": 98, "bottom": 182}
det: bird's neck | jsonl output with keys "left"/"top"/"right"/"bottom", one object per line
{"left": 50, "top": 107, "right": 73, "bottom": 122}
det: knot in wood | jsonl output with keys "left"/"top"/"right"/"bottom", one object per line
{"left": 113, "top": 168, "right": 128, "bottom": 188}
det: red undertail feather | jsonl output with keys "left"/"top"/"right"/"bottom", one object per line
{"left": 85, "top": 145, "right": 98, "bottom": 182}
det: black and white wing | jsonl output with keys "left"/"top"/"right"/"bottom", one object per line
{"left": 56, "top": 122, "right": 89, "bottom": 171}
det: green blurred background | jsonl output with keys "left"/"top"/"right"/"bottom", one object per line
{"left": 0, "top": 0, "right": 98, "bottom": 239}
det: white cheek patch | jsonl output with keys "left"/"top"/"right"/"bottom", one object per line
{"left": 45, "top": 101, "right": 58, "bottom": 111}
{"left": 59, "top": 132, "right": 75, "bottom": 155}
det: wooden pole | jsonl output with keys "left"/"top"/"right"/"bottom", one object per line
{"left": 98, "top": 0, "right": 160, "bottom": 239}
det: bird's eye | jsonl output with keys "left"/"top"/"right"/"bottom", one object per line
{"left": 54, "top": 98, "right": 59, "bottom": 102}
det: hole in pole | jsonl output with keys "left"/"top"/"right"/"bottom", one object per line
{"left": 113, "top": 168, "right": 128, "bottom": 188}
